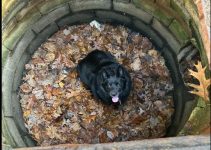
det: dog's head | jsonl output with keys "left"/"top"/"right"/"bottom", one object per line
{"left": 97, "top": 64, "right": 131, "bottom": 104}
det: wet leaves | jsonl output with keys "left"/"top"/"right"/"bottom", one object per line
{"left": 19, "top": 24, "right": 174, "bottom": 146}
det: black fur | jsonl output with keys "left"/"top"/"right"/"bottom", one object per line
{"left": 77, "top": 50, "right": 132, "bottom": 105}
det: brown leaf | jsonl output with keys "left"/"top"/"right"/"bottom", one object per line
{"left": 68, "top": 70, "right": 78, "bottom": 79}
{"left": 53, "top": 106, "right": 63, "bottom": 118}
{"left": 148, "top": 49, "right": 158, "bottom": 57}
{"left": 132, "top": 35, "right": 143, "bottom": 44}
{"left": 99, "top": 130, "right": 108, "bottom": 143}
{"left": 130, "top": 114, "right": 147, "bottom": 125}
{"left": 31, "top": 57, "right": 44, "bottom": 64}
{"left": 55, "top": 74, "right": 67, "bottom": 83}
{"left": 27, "top": 76, "right": 36, "bottom": 87}
{"left": 70, "top": 122, "right": 81, "bottom": 132}
{"left": 141, "top": 37, "right": 152, "bottom": 50}
{"left": 20, "top": 83, "right": 32, "bottom": 93}
{"left": 187, "top": 61, "right": 211, "bottom": 101}
{"left": 34, "top": 132, "right": 41, "bottom": 141}
{"left": 45, "top": 52, "right": 55, "bottom": 62}
{"left": 77, "top": 41, "right": 84, "bottom": 47}
{"left": 131, "top": 57, "right": 141, "bottom": 71}
{"left": 43, "top": 42, "right": 57, "bottom": 52}
{"left": 62, "top": 55, "right": 75, "bottom": 68}
{"left": 27, "top": 95, "right": 37, "bottom": 109}
{"left": 58, "top": 82, "right": 65, "bottom": 88}
{"left": 133, "top": 77, "right": 144, "bottom": 89}
{"left": 66, "top": 89, "right": 83, "bottom": 98}
{"left": 46, "top": 126, "right": 61, "bottom": 139}
{"left": 43, "top": 85, "right": 53, "bottom": 99}
{"left": 23, "top": 110, "right": 31, "bottom": 118}
{"left": 32, "top": 88, "right": 44, "bottom": 99}
{"left": 52, "top": 88, "right": 63, "bottom": 96}
{"left": 84, "top": 115, "right": 96, "bottom": 124}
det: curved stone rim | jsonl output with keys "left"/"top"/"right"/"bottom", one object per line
{"left": 2, "top": 0, "right": 203, "bottom": 148}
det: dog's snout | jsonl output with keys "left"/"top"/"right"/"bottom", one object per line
{"left": 110, "top": 91, "right": 118, "bottom": 97}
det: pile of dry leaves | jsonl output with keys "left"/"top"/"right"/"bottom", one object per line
{"left": 19, "top": 23, "right": 174, "bottom": 146}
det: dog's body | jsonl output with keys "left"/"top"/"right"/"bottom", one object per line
{"left": 77, "top": 50, "right": 132, "bottom": 105}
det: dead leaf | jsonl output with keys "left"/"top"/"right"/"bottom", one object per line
{"left": 63, "top": 29, "right": 70, "bottom": 35}
{"left": 130, "top": 114, "right": 146, "bottom": 125}
{"left": 149, "top": 116, "right": 159, "bottom": 128}
{"left": 59, "top": 82, "right": 65, "bottom": 88}
{"left": 31, "top": 57, "right": 44, "bottom": 64}
{"left": 68, "top": 71, "right": 78, "bottom": 79}
{"left": 23, "top": 110, "right": 31, "bottom": 118}
{"left": 131, "top": 57, "right": 141, "bottom": 71}
{"left": 99, "top": 130, "right": 107, "bottom": 143}
{"left": 187, "top": 61, "right": 211, "bottom": 101}
{"left": 55, "top": 74, "right": 67, "bottom": 83}
{"left": 20, "top": 83, "right": 32, "bottom": 93}
{"left": 32, "top": 89, "right": 44, "bottom": 99}
{"left": 52, "top": 88, "right": 63, "bottom": 96}
{"left": 43, "top": 42, "right": 57, "bottom": 52}
{"left": 70, "top": 35, "right": 79, "bottom": 41}
{"left": 45, "top": 52, "right": 55, "bottom": 62}
{"left": 27, "top": 95, "right": 37, "bottom": 109}
{"left": 133, "top": 77, "right": 144, "bottom": 89}
{"left": 70, "top": 122, "right": 81, "bottom": 132}
{"left": 148, "top": 49, "right": 158, "bottom": 57}
{"left": 107, "top": 131, "right": 114, "bottom": 140}
{"left": 27, "top": 76, "right": 36, "bottom": 87}
{"left": 84, "top": 115, "right": 96, "bottom": 124}
{"left": 53, "top": 106, "right": 63, "bottom": 118}
{"left": 46, "top": 126, "right": 61, "bottom": 139}
{"left": 66, "top": 90, "right": 81, "bottom": 98}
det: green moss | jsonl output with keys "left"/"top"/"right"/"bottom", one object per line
{"left": 154, "top": 8, "right": 173, "bottom": 26}
{"left": 157, "top": 0, "right": 171, "bottom": 6}
{"left": 3, "top": 10, "right": 41, "bottom": 50}
{"left": 180, "top": 98, "right": 210, "bottom": 135}
{"left": 170, "top": 0, "right": 189, "bottom": 23}
{"left": 3, "top": 1, "right": 28, "bottom": 25}
{"left": 169, "top": 19, "right": 190, "bottom": 46}
{"left": 2, "top": 115, "right": 17, "bottom": 147}
{"left": 2, "top": 0, "right": 17, "bottom": 17}
{"left": 2, "top": 18, "right": 17, "bottom": 41}
{"left": 133, "top": 0, "right": 174, "bottom": 26}
{"left": 133, "top": 0, "right": 155, "bottom": 12}
{"left": 2, "top": 45, "right": 9, "bottom": 67}
{"left": 37, "top": 0, "right": 70, "bottom": 14}
{"left": 189, "top": 21, "right": 209, "bottom": 71}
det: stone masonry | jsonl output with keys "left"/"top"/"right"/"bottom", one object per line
{"left": 2, "top": 0, "right": 210, "bottom": 148}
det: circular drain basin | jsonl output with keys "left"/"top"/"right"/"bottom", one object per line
{"left": 2, "top": 0, "right": 209, "bottom": 148}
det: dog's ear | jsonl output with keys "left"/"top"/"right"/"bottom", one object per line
{"left": 117, "top": 66, "right": 124, "bottom": 77}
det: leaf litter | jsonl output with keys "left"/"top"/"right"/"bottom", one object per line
{"left": 19, "top": 23, "right": 175, "bottom": 146}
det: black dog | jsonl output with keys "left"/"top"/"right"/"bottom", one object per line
{"left": 77, "top": 50, "right": 132, "bottom": 105}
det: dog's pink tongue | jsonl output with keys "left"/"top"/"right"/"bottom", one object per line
{"left": 112, "top": 96, "right": 119, "bottom": 103}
